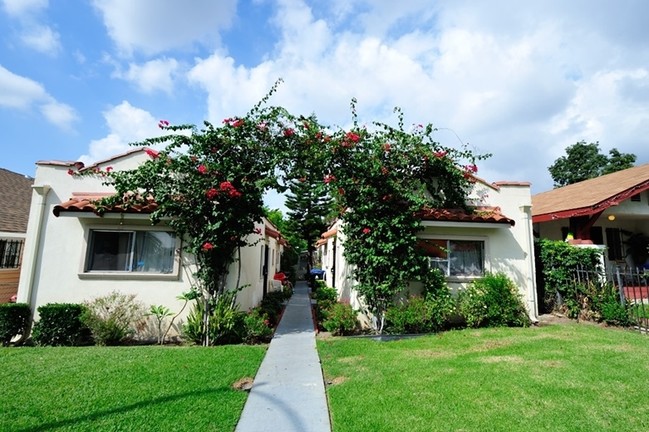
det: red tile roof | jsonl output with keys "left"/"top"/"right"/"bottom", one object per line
{"left": 419, "top": 206, "right": 515, "bottom": 226}
{"left": 53, "top": 193, "right": 158, "bottom": 217}
{"left": 532, "top": 163, "right": 649, "bottom": 222}
{"left": 0, "top": 168, "right": 34, "bottom": 233}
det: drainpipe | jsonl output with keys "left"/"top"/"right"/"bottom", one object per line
{"left": 17, "top": 184, "right": 51, "bottom": 311}
{"left": 520, "top": 204, "right": 539, "bottom": 322}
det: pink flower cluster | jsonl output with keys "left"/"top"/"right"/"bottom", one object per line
{"left": 158, "top": 119, "right": 170, "bottom": 129}
{"left": 145, "top": 148, "right": 160, "bottom": 159}
{"left": 223, "top": 118, "right": 245, "bottom": 128}
{"left": 323, "top": 174, "right": 336, "bottom": 184}
{"left": 202, "top": 242, "right": 214, "bottom": 252}
{"left": 205, "top": 181, "right": 242, "bottom": 200}
{"left": 434, "top": 150, "right": 447, "bottom": 158}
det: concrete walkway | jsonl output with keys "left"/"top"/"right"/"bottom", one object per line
{"left": 235, "top": 281, "right": 332, "bottom": 432}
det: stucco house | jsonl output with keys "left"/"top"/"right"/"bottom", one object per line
{"left": 0, "top": 168, "right": 34, "bottom": 303}
{"left": 317, "top": 177, "right": 538, "bottom": 322}
{"left": 16, "top": 148, "right": 286, "bottom": 326}
{"left": 532, "top": 163, "right": 649, "bottom": 272}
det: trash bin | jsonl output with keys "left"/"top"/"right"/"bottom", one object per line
{"left": 308, "top": 268, "right": 325, "bottom": 288}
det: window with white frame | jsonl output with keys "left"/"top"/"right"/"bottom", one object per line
{"left": 418, "top": 238, "right": 484, "bottom": 277}
{"left": 86, "top": 229, "right": 176, "bottom": 273}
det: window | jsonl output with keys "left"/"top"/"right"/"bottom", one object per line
{"left": 86, "top": 230, "right": 176, "bottom": 273}
{"left": 631, "top": 193, "right": 641, "bottom": 202}
{"left": 0, "top": 239, "right": 23, "bottom": 269}
{"left": 419, "top": 238, "right": 484, "bottom": 277}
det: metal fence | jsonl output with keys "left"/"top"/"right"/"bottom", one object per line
{"left": 0, "top": 239, "right": 24, "bottom": 269}
{"left": 572, "top": 266, "right": 649, "bottom": 333}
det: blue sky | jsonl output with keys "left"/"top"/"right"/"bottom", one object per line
{"left": 2, "top": 0, "right": 649, "bottom": 211}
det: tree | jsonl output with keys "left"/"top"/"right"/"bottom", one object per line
{"left": 285, "top": 180, "right": 331, "bottom": 273}
{"left": 323, "top": 102, "right": 488, "bottom": 332}
{"left": 549, "top": 141, "right": 636, "bottom": 188}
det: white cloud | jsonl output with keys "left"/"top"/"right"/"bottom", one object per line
{"left": 1, "top": 0, "right": 47, "bottom": 17}
{"left": 0, "top": 64, "right": 46, "bottom": 108}
{"left": 0, "top": 64, "right": 77, "bottom": 129}
{"left": 20, "top": 24, "right": 61, "bottom": 55}
{"left": 92, "top": 0, "right": 236, "bottom": 56}
{"left": 186, "top": 0, "right": 649, "bottom": 194}
{"left": 80, "top": 101, "right": 165, "bottom": 165}
{"left": 114, "top": 58, "right": 180, "bottom": 94}
{"left": 40, "top": 100, "right": 77, "bottom": 130}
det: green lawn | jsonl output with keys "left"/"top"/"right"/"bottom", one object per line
{"left": 318, "top": 322, "right": 649, "bottom": 432}
{"left": 0, "top": 345, "right": 266, "bottom": 432}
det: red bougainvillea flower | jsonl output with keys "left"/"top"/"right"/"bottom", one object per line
{"left": 232, "top": 119, "right": 244, "bottom": 128}
{"left": 67, "top": 169, "right": 75, "bottom": 176}
{"left": 362, "top": 228, "right": 371, "bottom": 234}
{"left": 383, "top": 143, "right": 391, "bottom": 152}
{"left": 254, "top": 228, "right": 262, "bottom": 235}
{"left": 323, "top": 174, "right": 336, "bottom": 184}
{"left": 434, "top": 150, "right": 447, "bottom": 158}
{"left": 158, "top": 119, "right": 170, "bottom": 129}
{"left": 206, "top": 187, "right": 218, "bottom": 200}
{"left": 105, "top": 166, "right": 113, "bottom": 172}
{"left": 283, "top": 128, "right": 295, "bottom": 137}
{"left": 346, "top": 132, "right": 360, "bottom": 142}
{"left": 338, "top": 188, "right": 345, "bottom": 195}
{"left": 197, "top": 164, "right": 208, "bottom": 174}
{"left": 201, "top": 242, "right": 214, "bottom": 252}
{"left": 222, "top": 117, "right": 233, "bottom": 124}
{"left": 465, "top": 163, "right": 478, "bottom": 173}
{"left": 257, "top": 121, "right": 268, "bottom": 131}
{"left": 219, "top": 181, "right": 242, "bottom": 198}
{"left": 145, "top": 148, "right": 160, "bottom": 159}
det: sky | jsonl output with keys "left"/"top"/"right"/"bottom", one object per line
{"left": 1, "top": 0, "right": 648, "bottom": 212}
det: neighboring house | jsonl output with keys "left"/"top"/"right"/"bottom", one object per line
{"left": 532, "top": 163, "right": 649, "bottom": 271}
{"left": 0, "top": 168, "right": 34, "bottom": 303}
{"left": 317, "top": 178, "right": 538, "bottom": 322}
{"left": 16, "top": 148, "right": 285, "bottom": 326}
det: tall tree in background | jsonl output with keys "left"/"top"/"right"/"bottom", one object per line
{"left": 285, "top": 178, "right": 331, "bottom": 272}
{"left": 549, "top": 141, "right": 636, "bottom": 188}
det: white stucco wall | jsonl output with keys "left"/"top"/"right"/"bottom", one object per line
{"left": 17, "top": 150, "right": 275, "bottom": 332}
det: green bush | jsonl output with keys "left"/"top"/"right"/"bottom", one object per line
{"left": 182, "top": 291, "right": 246, "bottom": 345}
{"left": 312, "top": 285, "right": 337, "bottom": 303}
{"left": 385, "top": 291, "right": 454, "bottom": 335}
{"left": 32, "top": 303, "right": 92, "bottom": 346}
{"left": 537, "top": 239, "right": 603, "bottom": 312}
{"left": 81, "top": 291, "right": 147, "bottom": 346}
{"left": 322, "top": 302, "right": 358, "bottom": 336}
{"left": 0, "top": 303, "right": 30, "bottom": 346}
{"left": 259, "top": 291, "right": 288, "bottom": 327}
{"left": 458, "top": 272, "right": 531, "bottom": 328}
{"left": 243, "top": 308, "right": 274, "bottom": 344}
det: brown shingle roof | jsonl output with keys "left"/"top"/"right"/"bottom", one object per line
{"left": 0, "top": 168, "right": 34, "bottom": 233}
{"left": 532, "top": 163, "right": 649, "bottom": 222}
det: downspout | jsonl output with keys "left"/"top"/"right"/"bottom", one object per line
{"left": 17, "top": 184, "right": 51, "bottom": 316}
{"left": 520, "top": 204, "right": 538, "bottom": 322}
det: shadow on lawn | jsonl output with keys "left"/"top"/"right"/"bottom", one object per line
{"left": 16, "top": 387, "right": 231, "bottom": 432}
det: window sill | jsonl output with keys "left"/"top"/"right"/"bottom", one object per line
{"left": 78, "top": 272, "right": 180, "bottom": 281}
{"left": 446, "top": 275, "right": 482, "bottom": 283}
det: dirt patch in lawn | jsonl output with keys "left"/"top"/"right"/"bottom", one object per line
{"left": 232, "top": 377, "right": 254, "bottom": 392}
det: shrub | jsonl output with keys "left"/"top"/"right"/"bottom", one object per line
{"left": 0, "top": 303, "right": 30, "bottom": 346}
{"left": 385, "top": 293, "right": 454, "bottom": 335}
{"left": 32, "top": 303, "right": 92, "bottom": 346}
{"left": 81, "top": 291, "right": 147, "bottom": 346}
{"left": 537, "top": 239, "right": 603, "bottom": 312}
{"left": 182, "top": 291, "right": 246, "bottom": 345}
{"left": 243, "top": 308, "right": 273, "bottom": 344}
{"left": 458, "top": 272, "right": 531, "bottom": 328}
{"left": 322, "top": 302, "right": 358, "bottom": 336}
